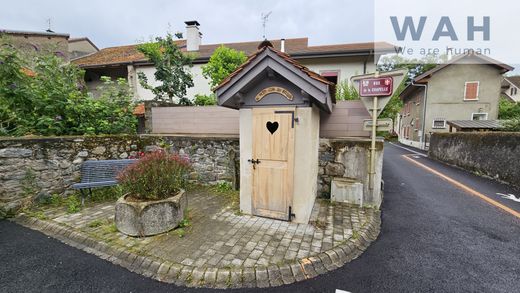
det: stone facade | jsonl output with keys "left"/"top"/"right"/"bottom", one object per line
{"left": 0, "top": 135, "right": 239, "bottom": 216}
{"left": 318, "top": 138, "right": 384, "bottom": 207}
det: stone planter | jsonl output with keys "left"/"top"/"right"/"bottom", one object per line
{"left": 115, "top": 189, "right": 186, "bottom": 237}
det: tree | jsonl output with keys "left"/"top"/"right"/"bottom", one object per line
{"left": 0, "top": 41, "right": 136, "bottom": 136}
{"left": 194, "top": 94, "right": 217, "bottom": 106}
{"left": 137, "top": 33, "right": 195, "bottom": 105}
{"left": 202, "top": 45, "right": 247, "bottom": 88}
{"left": 498, "top": 97, "right": 520, "bottom": 119}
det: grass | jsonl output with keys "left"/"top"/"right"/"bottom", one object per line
{"left": 174, "top": 208, "right": 192, "bottom": 238}
{"left": 87, "top": 219, "right": 104, "bottom": 228}
{"left": 209, "top": 182, "right": 240, "bottom": 215}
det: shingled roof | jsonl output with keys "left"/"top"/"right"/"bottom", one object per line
{"left": 214, "top": 44, "right": 335, "bottom": 95}
{"left": 72, "top": 38, "right": 394, "bottom": 68}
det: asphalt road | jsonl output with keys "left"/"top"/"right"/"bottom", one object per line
{"left": 1, "top": 142, "right": 519, "bottom": 293}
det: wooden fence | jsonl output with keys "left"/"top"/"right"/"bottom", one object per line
{"left": 151, "top": 101, "right": 370, "bottom": 138}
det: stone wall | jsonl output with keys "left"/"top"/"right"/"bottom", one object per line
{"left": 0, "top": 135, "right": 239, "bottom": 216}
{"left": 429, "top": 132, "right": 520, "bottom": 188}
{"left": 0, "top": 134, "right": 383, "bottom": 217}
{"left": 318, "top": 138, "right": 384, "bottom": 208}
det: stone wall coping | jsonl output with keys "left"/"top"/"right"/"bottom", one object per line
{"left": 0, "top": 134, "right": 240, "bottom": 144}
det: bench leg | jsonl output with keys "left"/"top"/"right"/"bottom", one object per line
{"left": 88, "top": 188, "right": 93, "bottom": 202}
{"left": 80, "top": 189, "right": 86, "bottom": 205}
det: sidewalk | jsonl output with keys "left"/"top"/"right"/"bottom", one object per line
{"left": 14, "top": 188, "right": 380, "bottom": 288}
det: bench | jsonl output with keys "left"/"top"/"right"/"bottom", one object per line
{"left": 72, "top": 159, "right": 137, "bottom": 204}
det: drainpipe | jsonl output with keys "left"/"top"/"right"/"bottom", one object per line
{"left": 411, "top": 79, "right": 428, "bottom": 150}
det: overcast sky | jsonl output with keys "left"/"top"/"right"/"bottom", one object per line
{"left": 1, "top": 0, "right": 375, "bottom": 48}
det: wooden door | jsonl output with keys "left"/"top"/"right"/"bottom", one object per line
{"left": 252, "top": 107, "right": 295, "bottom": 220}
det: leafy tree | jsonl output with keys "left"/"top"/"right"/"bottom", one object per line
{"left": 498, "top": 97, "right": 520, "bottom": 119}
{"left": 0, "top": 42, "right": 136, "bottom": 136}
{"left": 202, "top": 45, "right": 247, "bottom": 88}
{"left": 194, "top": 94, "right": 217, "bottom": 106}
{"left": 335, "top": 80, "right": 359, "bottom": 101}
{"left": 137, "top": 33, "right": 195, "bottom": 105}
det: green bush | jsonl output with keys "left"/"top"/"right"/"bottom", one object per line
{"left": 0, "top": 39, "right": 137, "bottom": 136}
{"left": 335, "top": 80, "right": 359, "bottom": 101}
{"left": 117, "top": 151, "right": 191, "bottom": 200}
{"left": 503, "top": 118, "right": 520, "bottom": 131}
{"left": 498, "top": 97, "right": 520, "bottom": 120}
{"left": 194, "top": 94, "right": 217, "bottom": 106}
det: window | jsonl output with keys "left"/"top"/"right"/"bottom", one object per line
{"left": 320, "top": 71, "right": 339, "bottom": 84}
{"left": 472, "top": 113, "right": 488, "bottom": 120}
{"left": 511, "top": 87, "right": 518, "bottom": 96}
{"left": 432, "top": 119, "right": 446, "bottom": 129}
{"left": 464, "top": 81, "right": 480, "bottom": 100}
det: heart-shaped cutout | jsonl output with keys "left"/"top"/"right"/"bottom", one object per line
{"left": 266, "top": 121, "right": 279, "bottom": 134}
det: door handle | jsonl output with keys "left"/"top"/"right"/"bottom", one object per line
{"left": 248, "top": 159, "right": 261, "bottom": 169}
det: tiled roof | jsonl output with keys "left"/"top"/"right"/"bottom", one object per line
{"left": 132, "top": 103, "right": 145, "bottom": 116}
{"left": 72, "top": 38, "right": 394, "bottom": 68}
{"left": 72, "top": 40, "right": 186, "bottom": 67}
{"left": 505, "top": 76, "right": 520, "bottom": 88}
{"left": 214, "top": 44, "right": 336, "bottom": 101}
{"left": 447, "top": 120, "right": 504, "bottom": 130}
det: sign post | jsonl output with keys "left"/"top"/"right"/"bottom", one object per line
{"left": 351, "top": 69, "right": 408, "bottom": 191}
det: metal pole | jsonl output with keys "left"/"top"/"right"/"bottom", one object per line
{"left": 369, "top": 96, "right": 378, "bottom": 190}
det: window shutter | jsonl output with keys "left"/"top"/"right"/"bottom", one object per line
{"left": 465, "top": 82, "right": 479, "bottom": 100}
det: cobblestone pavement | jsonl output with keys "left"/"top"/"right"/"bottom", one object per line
{"left": 15, "top": 189, "right": 380, "bottom": 288}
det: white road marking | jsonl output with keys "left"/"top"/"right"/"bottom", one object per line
{"left": 389, "top": 142, "right": 427, "bottom": 157}
{"left": 497, "top": 193, "right": 520, "bottom": 203}
{"left": 336, "top": 290, "right": 352, "bottom": 293}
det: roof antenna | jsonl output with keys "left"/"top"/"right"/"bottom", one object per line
{"left": 261, "top": 11, "right": 272, "bottom": 40}
{"left": 46, "top": 18, "right": 54, "bottom": 33}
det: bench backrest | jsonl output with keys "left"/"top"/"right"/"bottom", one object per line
{"left": 79, "top": 159, "right": 137, "bottom": 183}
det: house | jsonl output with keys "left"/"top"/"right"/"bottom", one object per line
{"left": 398, "top": 53, "right": 513, "bottom": 150}
{"left": 0, "top": 29, "right": 98, "bottom": 62}
{"left": 68, "top": 37, "right": 99, "bottom": 60}
{"left": 72, "top": 20, "right": 394, "bottom": 101}
{"left": 502, "top": 76, "right": 520, "bottom": 103}
{"left": 0, "top": 29, "right": 70, "bottom": 60}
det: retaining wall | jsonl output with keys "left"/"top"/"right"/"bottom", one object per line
{"left": 429, "top": 132, "right": 520, "bottom": 188}
{"left": 0, "top": 135, "right": 239, "bottom": 216}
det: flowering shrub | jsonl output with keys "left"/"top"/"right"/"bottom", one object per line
{"left": 117, "top": 151, "right": 191, "bottom": 201}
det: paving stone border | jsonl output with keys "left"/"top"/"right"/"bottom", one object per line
{"left": 12, "top": 211, "right": 381, "bottom": 289}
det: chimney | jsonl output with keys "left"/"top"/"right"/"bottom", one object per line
{"left": 185, "top": 20, "right": 201, "bottom": 51}
{"left": 280, "top": 38, "right": 285, "bottom": 52}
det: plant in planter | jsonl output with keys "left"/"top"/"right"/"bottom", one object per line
{"left": 114, "top": 151, "right": 191, "bottom": 236}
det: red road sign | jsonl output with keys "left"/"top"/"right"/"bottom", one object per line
{"left": 359, "top": 77, "right": 393, "bottom": 97}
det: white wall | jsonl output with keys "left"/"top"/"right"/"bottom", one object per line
{"left": 133, "top": 56, "right": 375, "bottom": 102}
{"left": 291, "top": 106, "right": 320, "bottom": 223}
{"left": 134, "top": 64, "right": 212, "bottom": 101}
{"left": 299, "top": 56, "right": 376, "bottom": 85}
{"left": 239, "top": 109, "right": 253, "bottom": 215}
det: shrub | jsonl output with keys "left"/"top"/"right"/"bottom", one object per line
{"left": 194, "top": 93, "right": 217, "bottom": 106}
{"left": 117, "top": 151, "right": 191, "bottom": 201}
{"left": 0, "top": 38, "right": 137, "bottom": 136}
